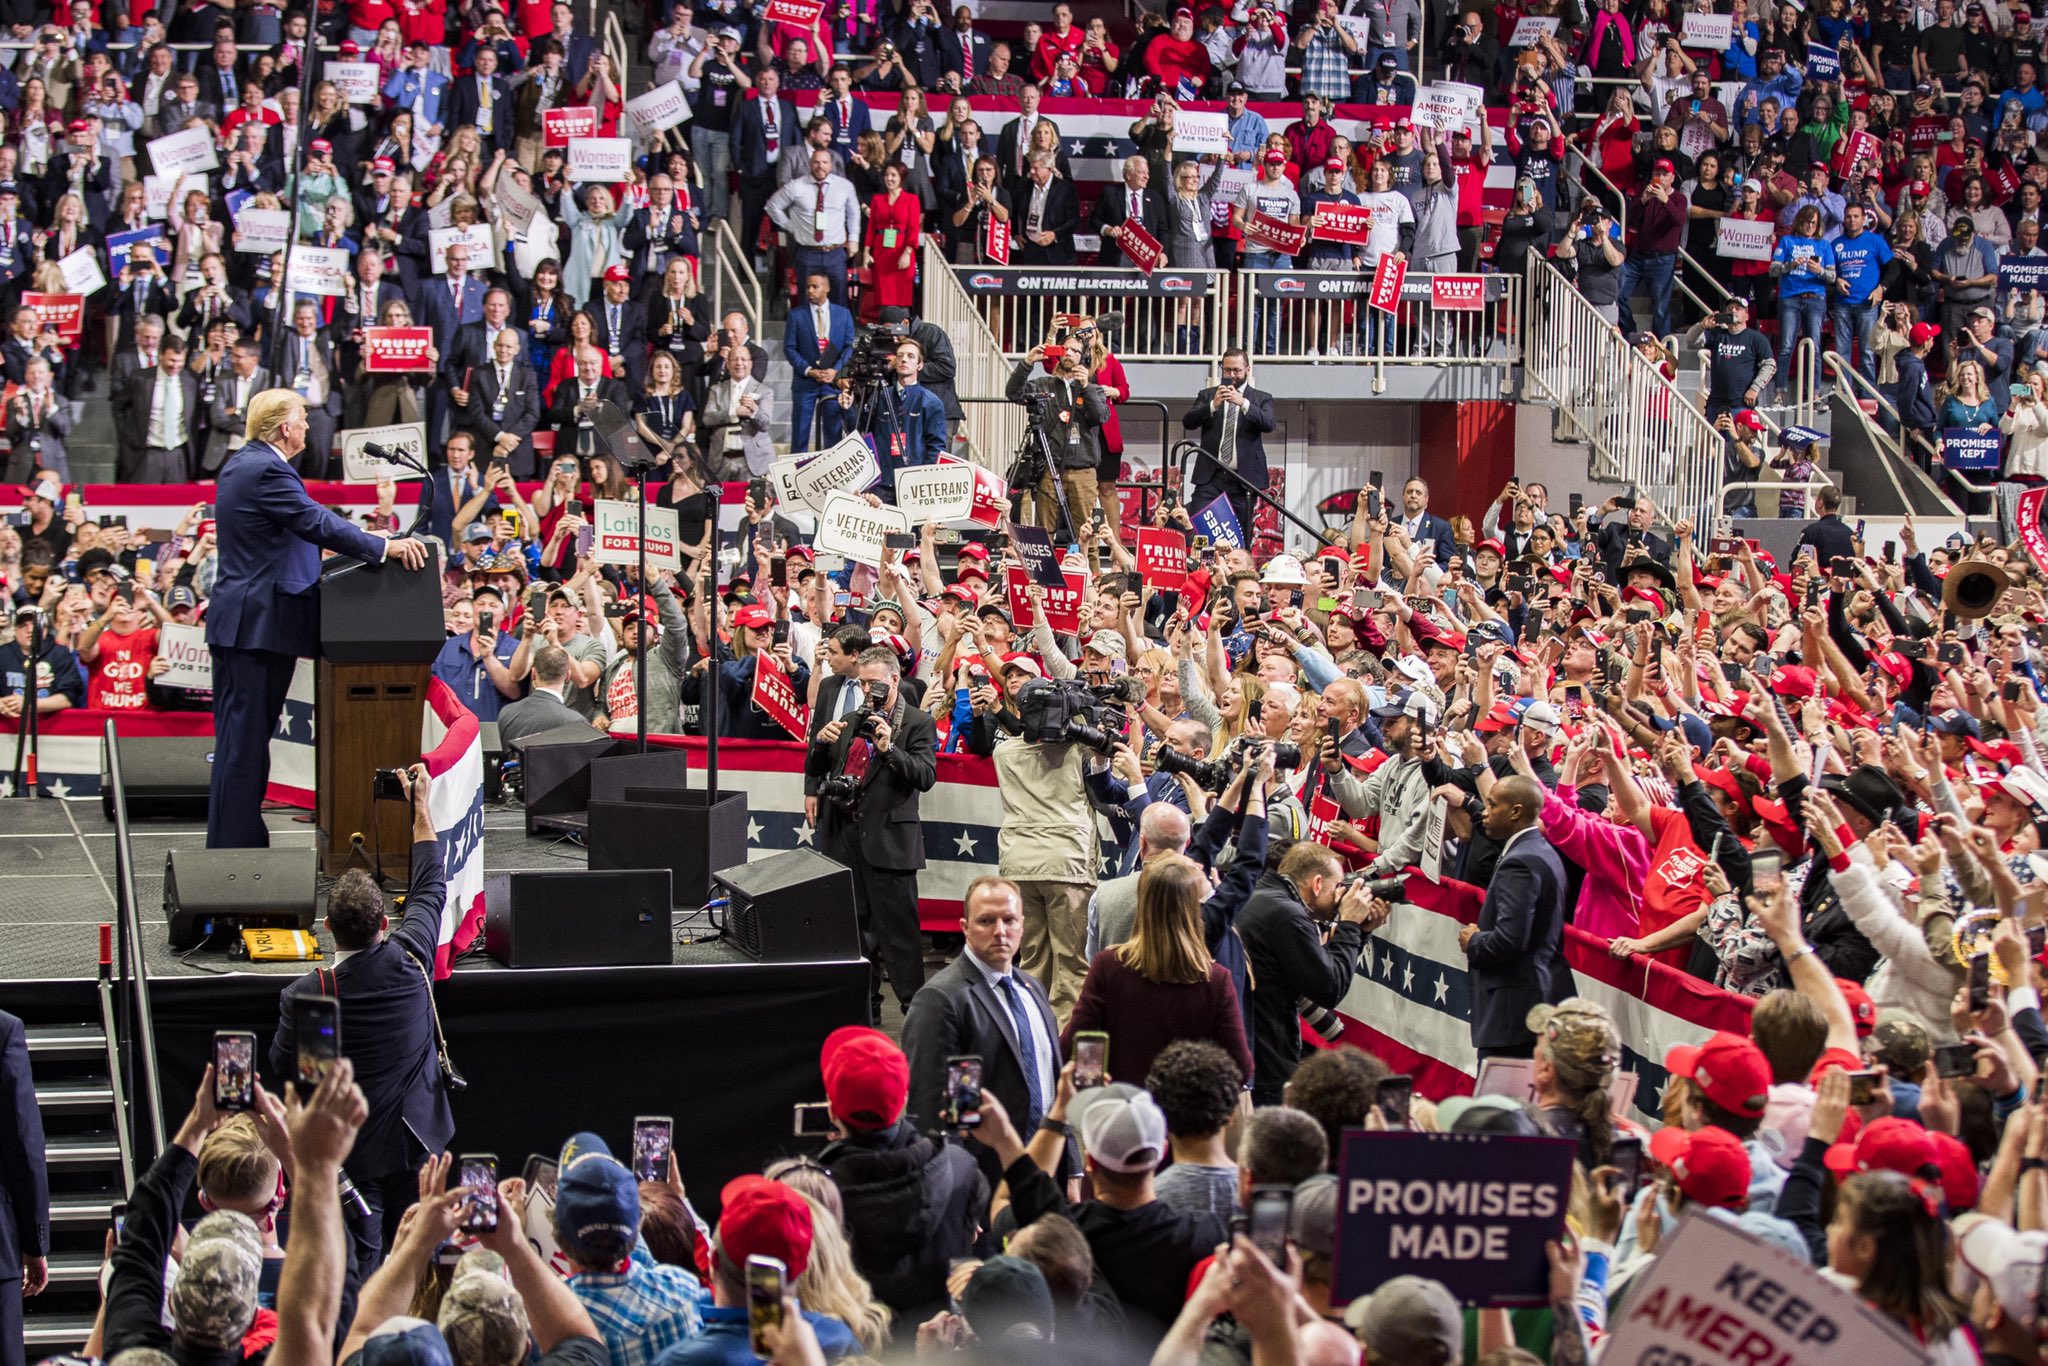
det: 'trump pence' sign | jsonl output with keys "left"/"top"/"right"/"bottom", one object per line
{"left": 1332, "top": 1131, "right": 1574, "bottom": 1307}
{"left": 1599, "top": 1213, "right": 1923, "bottom": 1366}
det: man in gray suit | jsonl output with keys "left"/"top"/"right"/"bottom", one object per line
{"left": 494, "top": 644, "right": 592, "bottom": 748}
{"left": 1085, "top": 803, "right": 1189, "bottom": 959}
{"left": 202, "top": 340, "right": 270, "bottom": 476}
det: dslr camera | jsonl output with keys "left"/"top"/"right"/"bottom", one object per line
{"left": 816, "top": 679, "right": 893, "bottom": 809}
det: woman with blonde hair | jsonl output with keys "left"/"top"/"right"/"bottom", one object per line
{"left": 561, "top": 182, "right": 624, "bottom": 302}
{"left": 1063, "top": 853, "right": 1252, "bottom": 1087}
{"left": 759, "top": 1164, "right": 893, "bottom": 1358}
{"left": 1209, "top": 672, "right": 1265, "bottom": 753}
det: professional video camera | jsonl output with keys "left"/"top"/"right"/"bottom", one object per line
{"left": 1153, "top": 734, "right": 1302, "bottom": 792}
{"left": 816, "top": 678, "right": 893, "bottom": 810}
{"left": 842, "top": 318, "right": 911, "bottom": 389}
{"left": 1014, "top": 677, "right": 1132, "bottom": 756}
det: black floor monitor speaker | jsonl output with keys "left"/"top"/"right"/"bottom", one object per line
{"left": 104, "top": 736, "right": 214, "bottom": 820}
{"left": 483, "top": 869, "right": 673, "bottom": 967}
{"left": 713, "top": 847, "right": 861, "bottom": 963}
{"left": 598, "top": 788, "right": 750, "bottom": 906}
{"left": 593, "top": 749, "right": 689, "bottom": 800}
{"left": 520, "top": 725, "right": 618, "bottom": 836}
{"left": 163, "top": 848, "right": 317, "bottom": 949}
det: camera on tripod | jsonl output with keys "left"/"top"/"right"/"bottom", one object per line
{"left": 842, "top": 319, "right": 910, "bottom": 388}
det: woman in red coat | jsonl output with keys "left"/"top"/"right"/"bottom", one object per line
{"left": 1083, "top": 325, "right": 1131, "bottom": 532}
{"left": 860, "top": 161, "right": 920, "bottom": 320}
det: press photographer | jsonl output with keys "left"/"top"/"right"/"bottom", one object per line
{"left": 836, "top": 330, "right": 949, "bottom": 501}
{"left": 805, "top": 645, "right": 938, "bottom": 1023}
{"left": 1006, "top": 339, "right": 1109, "bottom": 539}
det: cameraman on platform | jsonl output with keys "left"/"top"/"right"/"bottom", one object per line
{"left": 805, "top": 644, "right": 939, "bottom": 1024}
{"left": 1006, "top": 340, "right": 1109, "bottom": 539}
{"left": 838, "top": 334, "right": 949, "bottom": 501}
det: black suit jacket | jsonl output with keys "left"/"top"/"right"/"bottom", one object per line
{"left": 1010, "top": 177, "right": 1079, "bottom": 265}
{"left": 446, "top": 73, "right": 514, "bottom": 154}
{"left": 270, "top": 841, "right": 457, "bottom": 1181}
{"left": 117, "top": 367, "right": 202, "bottom": 476}
{"left": 0, "top": 1011, "right": 48, "bottom": 1280}
{"left": 445, "top": 319, "right": 514, "bottom": 380}
{"left": 547, "top": 376, "right": 630, "bottom": 448}
{"left": 1093, "top": 183, "right": 1171, "bottom": 268}
{"left": 902, "top": 953, "right": 1062, "bottom": 1145}
{"left": 588, "top": 298, "right": 648, "bottom": 388}
{"left": 803, "top": 684, "right": 937, "bottom": 870}
{"left": 731, "top": 93, "right": 802, "bottom": 180}
{"left": 459, "top": 359, "right": 543, "bottom": 477}
{"left": 1465, "top": 830, "right": 1574, "bottom": 1051}
{"left": 1181, "top": 384, "right": 1277, "bottom": 490}
{"left": 937, "top": 26, "right": 992, "bottom": 81}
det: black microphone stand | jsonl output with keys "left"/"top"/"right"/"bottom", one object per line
{"left": 1176, "top": 439, "right": 1336, "bottom": 548}
{"left": 7, "top": 608, "right": 43, "bottom": 799}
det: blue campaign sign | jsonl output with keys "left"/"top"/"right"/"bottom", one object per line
{"left": 1333, "top": 1130, "right": 1576, "bottom": 1308}
{"left": 2002, "top": 254, "right": 2048, "bottom": 294}
{"left": 1194, "top": 494, "right": 1243, "bottom": 549}
{"left": 1806, "top": 41, "right": 1841, "bottom": 79}
{"left": 106, "top": 225, "right": 170, "bottom": 271}
{"left": 1942, "top": 426, "right": 2003, "bottom": 471}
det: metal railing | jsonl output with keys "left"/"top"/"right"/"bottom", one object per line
{"left": 1230, "top": 269, "right": 1522, "bottom": 392}
{"left": 945, "top": 264, "right": 1229, "bottom": 363}
{"left": 1780, "top": 336, "right": 1820, "bottom": 428}
{"left": 920, "top": 240, "right": 1025, "bottom": 473}
{"left": 1820, "top": 350, "right": 1957, "bottom": 512}
{"left": 104, "top": 722, "right": 165, "bottom": 1163}
{"left": 702, "top": 220, "right": 763, "bottom": 347}
{"left": 602, "top": 8, "right": 628, "bottom": 90}
{"left": 1523, "top": 256, "right": 1721, "bottom": 531}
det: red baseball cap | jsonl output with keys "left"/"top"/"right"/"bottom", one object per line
{"left": 1324, "top": 156, "right": 1345, "bottom": 171}
{"left": 1665, "top": 1031, "right": 1770, "bottom": 1118}
{"left": 1807, "top": 1045, "right": 1864, "bottom": 1086}
{"left": 717, "top": 1175, "right": 815, "bottom": 1278}
{"left": 1653, "top": 158, "right": 1676, "bottom": 175}
{"left": 1825, "top": 1116, "right": 1939, "bottom": 1179}
{"left": 1873, "top": 651, "right": 1913, "bottom": 689}
{"left": 372, "top": 155, "right": 396, "bottom": 174}
{"left": 1694, "top": 763, "right": 1753, "bottom": 818}
{"left": 819, "top": 1025, "right": 909, "bottom": 1130}
{"left": 1263, "top": 149, "right": 1286, "bottom": 165}
{"left": 1734, "top": 408, "right": 1766, "bottom": 432}
{"left": 1650, "top": 1124, "right": 1751, "bottom": 1210}
{"left": 1928, "top": 1131, "right": 1979, "bottom": 1211}
{"left": 603, "top": 263, "right": 631, "bottom": 282}
{"left": 1835, "top": 977, "right": 1876, "bottom": 1036}
{"left": 1909, "top": 321, "right": 1942, "bottom": 346}
{"left": 956, "top": 542, "right": 990, "bottom": 561}
{"left": 733, "top": 605, "right": 774, "bottom": 630}
{"left": 1769, "top": 665, "right": 1821, "bottom": 699}
{"left": 1476, "top": 701, "right": 1520, "bottom": 733}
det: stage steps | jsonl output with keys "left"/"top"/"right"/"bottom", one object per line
{"left": 21, "top": 1020, "right": 128, "bottom": 1357}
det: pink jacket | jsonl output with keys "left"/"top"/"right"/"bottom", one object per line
{"left": 1538, "top": 783, "right": 1646, "bottom": 941}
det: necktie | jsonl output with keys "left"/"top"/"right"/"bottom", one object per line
{"left": 994, "top": 976, "right": 1045, "bottom": 1130}
{"left": 765, "top": 103, "right": 779, "bottom": 147}
{"left": 1130, "top": 189, "right": 1140, "bottom": 224}
{"left": 1220, "top": 401, "right": 1239, "bottom": 469}
{"left": 451, "top": 279, "right": 462, "bottom": 307}
{"left": 813, "top": 181, "right": 826, "bottom": 243}
{"left": 962, "top": 34, "right": 974, "bottom": 79}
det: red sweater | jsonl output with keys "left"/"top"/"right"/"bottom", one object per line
{"left": 1062, "top": 952, "right": 1253, "bottom": 1090}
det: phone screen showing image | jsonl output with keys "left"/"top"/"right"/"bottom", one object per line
{"left": 1248, "top": 1187, "right": 1292, "bottom": 1264}
{"left": 458, "top": 1155, "right": 499, "bottom": 1234}
{"left": 1609, "top": 1136, "right": 1643, "bottom": 1196}
{"left": 213, "top": 1031, "right": 256, "bottom": 1112}
{"left": 748, "top": 1256, "right": 786, "bottom": 1357}
{"left": 944, "top": 1056, "right": 983, "bottom": 1128}
{"left": 1074, "top": 1032, "right": 1108, "bottom": 1090}
{"left": 293, "top": 995, "right": 339, "bottom": 1096}
{"left": 1375, "top": 1075, "right": 1413, "bottom": 1128}
{"left": 631, "top": 1116, "right": 673, "bottom": 1183}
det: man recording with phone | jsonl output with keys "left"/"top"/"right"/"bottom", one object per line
{"left": 269, "top": 762, "right": 455, "bottom": 1268}
{"left": 806, "top": 645, "right": 938, "bottom": 1023}
{"left": 1683, "top": 295, "right": 1775, "bottom": 420}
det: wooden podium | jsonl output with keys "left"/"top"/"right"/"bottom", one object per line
{"left": 315, "top": 554, "right": 445, "bottom": 878}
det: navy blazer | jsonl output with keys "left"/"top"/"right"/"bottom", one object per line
{"left": 205, "top": 439, "right": 391, "bottom": 658}
{"left": 1181, "top": 385, "right": 1276, "bottom": 489}
{"left": 1464, "top": 829, "right": 1575, "bottom": 1051}
{"left": 820, "top": 92, "right": 872, "bottom": 150}
{"left": 901, "top": 953, "right": 1061, "bottom": 1139}
{"left": 1401, "top": 510, "right": 1457, "bottom": 566}
{"left": 868, "top": 383, "right": 949, "bottom": 497}
{"left": 0, "top": 1011, "right": 48, "bottom": 1280}
{"left": 270, "top": 841, "right": 456, "bottom": 1181}
{"left": 730, "top": 94, "right": 802, "bottom": 180}
{"left": 418, "top": 276, "right": 489, "bottom": 356}
{"left": 782, "top": 299, "right": 855, "bottom": 383}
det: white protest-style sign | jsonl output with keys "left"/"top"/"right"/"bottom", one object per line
{"left": 286, "top": 246, "right": 351, "bottom": 296}
{"left": 234, "top": 207, "right": 291, "bottom": 254}
{"left": 429, "top": 224, "right": 497, "bottom": 273}
{"left": 1420, "top": 795, "right": 1448, "bottom": 882}
{"left": 147, "top": 127, "right": 219, "bottom": 180}
{"left": 339, "top": 422, "right": 429, "bottom": 482}
{"left": 1508, "top": 14, "right": 1559, "bottom": 44}
{"left": 593, "top": 499, "right": 682, "bottom": 573}
{"left": 767, "top": 450, "right": 816, "bottom": 509}
{"left": 143, "top": 175, "right": 174, "bottom": 220}
{"left": 1172, "top": 109, "right": 1230, "bottom": 154}
{"left": 1715, "top": 217, "right": 1775, "bottom": 260}
{"left": 893, "top": 461, "right": 976, "bottom": 524}
{"left": 155, "top": 623, "right": 214, "bottom": 690}
{"left": 568, "top": 137, "right": 633, "bottom": 182}
{"left": 58, "top": 246, "right": 106, "bottom": 295}
{"left": 496, "top": 175, "right": 542, "bottom": 239}
{"left": 814, "top": 491, "right": 909, "bottom": 565}
{"left": 1681, "top": 11, "right": 1734, "bottom": 44}
{"left": 627, "top": 81, "right": 692, "bottom": 133}
{"left": 793, "top": 432, "right": 881, "bottom": 512}
{"left": 1600, "top": 1213, "right": 1924, "bottom": 1366}
{"left": 1412, "top": 82, "right": 1483, "bottom": 132}
{"left": 1473, "top": 1057, "right": 1539, "bottom": 1104}
{"left": 1335, "top": 15, "right": 1375, "bottom": 48}
{"left": 428, "top": 195, "right": 458, "bottom": 231}
{"left": 327, "top": 60, "right": 381, "bottom": 103}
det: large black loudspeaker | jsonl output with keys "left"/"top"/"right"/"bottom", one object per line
{"left": 713, "top": 848, "right": 861, "bottom": 962}
{"left": 104, "top": 736, "right": 213, "bottom": 820}
{"left": 483, "top": 868, "right": 673, "bottom": 967}
{"left": 519, "top": 726, "right": 616, "bottom": 836}
{"left": 589, "top": 787, "right": 751, "bottom": 907}
{"left": 163, "top": 848, "right": 317, "bottom": 949}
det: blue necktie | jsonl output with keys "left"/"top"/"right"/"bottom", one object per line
{"left": 995, "top": 975, "right": 1045, "bottom": 1131}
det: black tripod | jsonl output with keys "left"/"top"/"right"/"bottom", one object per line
{"left": 7, "top": 607, "right": 43, "bottom": 800}
{"left": 1008, "top": 409, "right": 1082, "bottom": 543}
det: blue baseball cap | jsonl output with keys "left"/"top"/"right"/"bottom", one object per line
{"left": 553, "top": 1132, "right": 640, "bottom": 1265}
{"left": 358, "top": 1318, "right": 456, "bottom": 1366}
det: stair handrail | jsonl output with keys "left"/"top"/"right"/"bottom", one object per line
{"left": 919, "top": 238, "right": 1024, "bottom": 473}
{"left": 1821, "top": 350, "right": 1963, "bottom": 518}
{"left": 703, "top": 220, "right": 764, "bottom": 347}
{"left": 104, "top": 721, "right": 165, "bottom": 1162}
{"left": 96, "top": 966, "right": 136, "bottom": 1194}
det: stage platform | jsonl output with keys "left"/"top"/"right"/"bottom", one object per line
{"left": 0, "top": 799, "right": 872, "bottom": 1201}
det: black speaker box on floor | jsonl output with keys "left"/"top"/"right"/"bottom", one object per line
{"left": 163, "top": 847, "right": 317, "bottom": 949}
{"left": 519, "top": 725, "right": 617, "bottom": 836}
{"left": 713, "top": 847, "right": 861, "bottom": 963}
{"left": 104, "top": 736, "right": 214, "bottom": 820}
{"left": 483, "top": 868, "right": 673, "bottom": 967}
{"left": 607, "top": 787, "right": 750, "bottom": 907}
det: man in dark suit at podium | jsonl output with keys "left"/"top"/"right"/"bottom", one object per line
{"left": 269, "top": 762, "right": 455, "bottom": 1264}
{"left": 804, "top": 645, "right": 937, "bottom": 1022}
{"left": 205, "top": 390, "right": 429, "bottom": 849}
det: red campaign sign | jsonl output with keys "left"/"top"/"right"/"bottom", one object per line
{"left": 2020, "top": 487, "right": 2048, "bottom": 579}
{"left": 749, "top": 649, "right": 811, "bottom": 741}
{"left": 1004, "top": 564, "right": 1083, "bottom": 635}
{"left": 1306, "top": 791, "right": 1343, "bottom": 845}
{"left": 983, "top": 216, "right": 1010, "bottom": 265}
{"left": 1118, "top": 220, "right": 1164, "bottom": 275}
{"left": 363, "top": 326, "right": 435, "bottom": 371}
{"left": 1908, "top": 116, "right": 1945, "bottom": 151}
{"left": 1992, "top": 160, "right": 2020, "bottom": 201}
{"left": 1370, "top": 253, "right": 1407, "bottom": 314}
{"left": 543, "top": 107, "right": 598, "bottom": 147}
{"left": 764, "top": 0, "right": 825, "bottom": 25}
{"left": 968, "top": 465, "right": 1007, "bottom": 528}
{"left": 1244, "top": 211, "right": 1309, "bottom": 256}
{"left": 1430, "top": 275, "right": 1486, "bottom": 311}
{"left": 1135, "top": 527, "right": 1187, "bottom": 589}
{"left": 1837, "top": 129, "right": 1880, "bottom": 173}
{"left": 1310, "top": 202, "right": 1375, "bottom": 246}
{"left": 22, "top": 292, "right": 83, "bottom": 341}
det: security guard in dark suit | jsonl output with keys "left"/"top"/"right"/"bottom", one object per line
{"left": 804, "top": 644, "right": 938, "bottom": 1023}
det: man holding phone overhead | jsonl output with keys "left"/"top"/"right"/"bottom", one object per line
{"left": 269, "top": 761, "right": 455, "bottom": 1268}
